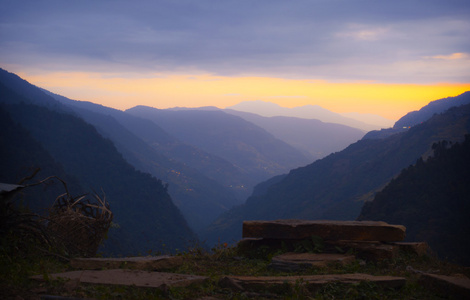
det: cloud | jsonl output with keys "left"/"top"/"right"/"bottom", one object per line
{"left": 337, "top": 24, "right": 390, "bottom": 41}
{"left": 427, "top": 53, "right": 469, "bottom": 60}
{"left": 1, "top": 0, "right": 469, "bottom": 83}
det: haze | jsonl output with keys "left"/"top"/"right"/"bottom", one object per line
{"left": 1, "top": 0, "right": 469, "bottom": 120}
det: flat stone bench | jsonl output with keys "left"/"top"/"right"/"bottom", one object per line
{"left": 219, "top": 273, "right": 406, "bottom": 293}
{"left": 70, "top": 255, "right": 183, "bottom": 270}
{"left": 31, "top": 269, "right": 207, "bottom": 290}
{"left": 243, "top": 220, "right": 406, "bottom": 242}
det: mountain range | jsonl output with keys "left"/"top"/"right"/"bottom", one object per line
{"left": 126, "top": 106, "right": 312, "bottom": 184}
{"left": 227, "top": 100, "right": 394, "bottom": 131}
{"left": 1, "top": 67, "right": 366, "bottom": 240}
{"left": 2, "top": 67, "right": 469, "bottom": 263}
{"left": 41, "top": 91, "right": 244, "bottom": 232}
{"left": 0, "top": 69, "right": 196, "bottom": 255}
{"left": 223, "top": 109, "right": 365, "bottom": 159}
{"left": 203, "top": 95, "right": 470, "bottom": 246}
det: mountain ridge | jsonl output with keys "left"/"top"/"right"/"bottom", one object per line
{"left": 203, "top": 96, "right": 470, "bottom": 245}
{"left": 43, "top": 89, "right": 244, "bottom": 232}
{"left": 224, "top": 109, "right": 365, "bottom": 159}
{"left": 358, "top": 135, "right": 470, "bottom": 266}
{"left": 0, "top": 68, "right": 196, "bottom": 255}
{"left": 226, "top": 100, "right": 390, "bottom": 131}
{"left": 126, "top": 105, "right": 313, "bottom": 186}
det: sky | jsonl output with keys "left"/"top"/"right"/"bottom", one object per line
{"left": 1, "top": 0, "right": 470, "bottom": 120}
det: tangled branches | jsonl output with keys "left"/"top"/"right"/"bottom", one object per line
{"left": 1, "top": 172, "right": 113, "bottom": 258}
{"left": 48, "top": 190, "right": 113, "bottom": 257}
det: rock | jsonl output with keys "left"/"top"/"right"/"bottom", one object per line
{"left": 31, "top": 269, "right": 207, "bottom": 289}
{"left": 419, "top": 273, "right": 470, "bottom": 300}
{"left": 243, "top": 220, "right": 406, "bottom": 242}
{"left": 270, "top": 253, "right": 356, "bottom": 271}
{"left": 220, "top": 273, "right": 406, "bottom": 293}
{"left": 70, "top": 255, "right": 183, "bottom": 270}
{"left": 393, "top": 242, "right": 429, "bottom": 256}
{"left": 326, "top": 240, "right": 400, "bottom": 261}
{"left": 218, "top": 276, "right": 245, "bottom": 291}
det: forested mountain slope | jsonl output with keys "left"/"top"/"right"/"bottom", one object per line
{"left": 364, "top": 92, "right": 470, "bottom": 140}
{"left": 224, "top": 109, "right": 365, "bottom": 159}
{"left": 0, "top": 103, "right": 82, "bottom": 213}
{"left": 204, "top": 101, "right": 470, "bottom": 245}
{"left": 358, "top": 135, "right": 470, "bottom": 266}
{"left": 127, "top": 106, "right": 312, "bottom": 186}
{"left": 394, "top": 91, "right": 470, "bottom": 129}
{"left": 44, "top": 91, "right": 243, "bottom": 232}
{"left": 0, "top": 69, "right": 195, "bottom": 255}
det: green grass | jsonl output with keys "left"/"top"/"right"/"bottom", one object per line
{"left": 2, "top": 236, "right": 469, "bottom": 299}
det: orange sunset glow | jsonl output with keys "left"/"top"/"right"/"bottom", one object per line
{"left": 18, "top": 71, "right": 470, "bottom": 120}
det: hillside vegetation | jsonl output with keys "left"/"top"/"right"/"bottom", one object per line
{"left": 204, "top": 102, "right": 470, "bottom": 249}
{"left": 359, "top": 135, "right": 470, "bottom": 266}
{"left": 0, "top": 70, "right": 195, "bottom": 255}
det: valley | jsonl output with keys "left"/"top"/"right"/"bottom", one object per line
{"left": 1, "top": 68, "right": 469, "bottom": 267}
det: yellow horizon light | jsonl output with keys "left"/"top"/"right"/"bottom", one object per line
{"left": 17, "top": 71, "right": 470, "bottom": 120}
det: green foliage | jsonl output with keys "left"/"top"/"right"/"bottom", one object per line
{"left": 206, "top": 103, "right": 470, "bottom": 245}
{"left": 359, "top": 134, "right": 470, "bottom": 266}
{"left": 0, "top": 216, "right": 68, "bottom": 299}
{"left": 1, "top": 99, "right": 195, "bottom": 255}
{"left": 294, "top": 235, "right": 325, "bottom": 253}
{"left": 3, "top": 234, "right": 469, "bottom": 299}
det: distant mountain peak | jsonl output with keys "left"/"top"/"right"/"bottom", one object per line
{"left": 168, "top": 106, "right": 220, "bottom": 111}
{"left": 227, "top": 100, "right": 382, "bottom": 131}
{"left": 226, "top": 100, "right": 285, "bottom": 116}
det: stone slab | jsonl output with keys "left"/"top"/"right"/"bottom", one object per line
{"left": 270, "top": 253, "right": 356, "bottom": 271}
{"left": 219, "top": 273, "right": 406, "bottom": 292}
{"left": 393, "top": 242, "right": 429, "bottom": 256}
{"left": 242, "top": 220, "right": 406, "bottom": 242}
{"left": 70, "top": 255, "right": 183, "bottom": 270}
{"left": 31, "top": 269, "right": 207, "bottom": 289}
{"left": 326, "top": 240, "right": 400, "bottom": 261}
{"left": 419, "top": 273, "right": 470, "bottom": 300}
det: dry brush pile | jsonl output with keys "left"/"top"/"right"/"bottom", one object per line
{"left": 1, "top": 174, "right": 113, "bottom": 258}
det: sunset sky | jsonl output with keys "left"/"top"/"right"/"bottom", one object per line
{"left": 1, "top": 0, "right": 469, "bottom": 120}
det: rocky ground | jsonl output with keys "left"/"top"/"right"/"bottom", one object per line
{"left": 3, "top": 220, "right": 470, "bottom": 299}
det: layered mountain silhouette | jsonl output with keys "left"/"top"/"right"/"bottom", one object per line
{"left": 224, "top": 109, "right": 365, "bottom": 159}
{"left": 165, "top": 105, "right": 367, "bottom": 161}
{"left": 227, "top": 100, "right": 392, "bottom": 131}
{"left": 126, "top": 106, "right": 312, "bottom": 185}
{"left": 363, "top": 92, "right": 470, "bottom": 140}
{"left": 42, "top": 91, "right": 244, "bottom": 232}
{"left": 204, "top": 94, "right": 470, "bottom": 245}
{"left": 2, "top": 67, "right": 360, "bottom": 239}
{"left": 3, "top": 67, "right": 468, "bottom": 263}
{"left": 0, "top": 68, "right": 196, "bottom": 255}
{"left": 394, "top": 91, "right": 470, "bottom": 128}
